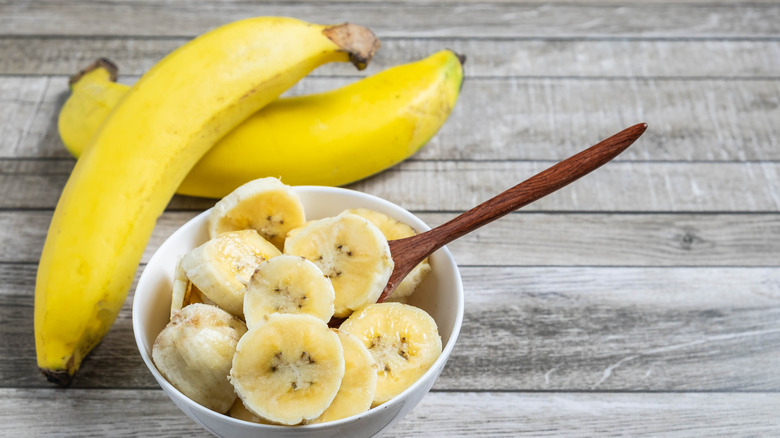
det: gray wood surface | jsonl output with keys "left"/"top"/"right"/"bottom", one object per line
{"left": 2, "top": 0, "right": 779, "bottom": 436}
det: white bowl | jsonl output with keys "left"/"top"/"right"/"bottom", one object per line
{"left": 133, "top": 185, "right": 465, "bottom": 437}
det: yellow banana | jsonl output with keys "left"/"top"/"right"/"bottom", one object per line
{"left": 35, "top": 16, "right": 379, "bottom": 386}
{"left": 58, "top": 50, "right": 465, "bottom": 198}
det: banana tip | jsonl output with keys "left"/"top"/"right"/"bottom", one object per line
{"left": 40, "top": 367, "right": 74, "bottom": 387}
{"left": 69, "top": 58, "right": 119, "bottom": 87}
{"left": 454, "top": 52, "right": 467, "bottom": 66}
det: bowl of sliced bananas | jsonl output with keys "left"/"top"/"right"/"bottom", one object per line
{"left": 133, "top": 177, "right": 464, "bottom": 437}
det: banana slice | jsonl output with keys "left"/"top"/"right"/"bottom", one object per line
{"left": 243, "top": 254, "right": 336, "bottom": 329}
{"left": 170, "top": 258, "right": 215, "bottom": 317}
{"left": 284, "top": 212, "right": 394, "bottom": 318}
{"left": 340, "top": 302, "right": 442, "bottom": 406}
{"left": 180, "top": 229, "right": 281, "bottom": 317}
{"left": 152, "top": 303, "right": 247, "bottom": 414}
{"left": 230, "top": 313, "right": 345, "bottom": 425}
{"left": 227, "top": 398, "right": 276, "bottom": 425}
{"left": 308, "top": 329, "right": 378, "bottom": 424}
{"left": 344, "top": 208, "right": 431, "bottom": 300}
{"left": 208, "top": 177, "right": 306, "bottom": 250}
{"left": 284, "top": 220, "right": 313, "bottom": 241}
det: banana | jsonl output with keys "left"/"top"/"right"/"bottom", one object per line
{"left": 344, "top": 208, "right": 431, "bottom": 301}
{"left": 180, "top": 229, "right": 281, "bottom": 318}
{"left": 57, "top": 58, "right": 124, "bottom": 158}
{"left": 308, "top": 329, "right": 378, "bottom": 424}
{"left": 340, "top": 302, "right": 442, "bottom": 406}
{"left": 36, "top": 17, "right": 379, "bottom": 385}
{"left": 284, "top": 212, "right": 394, "bottom": 318}
{"left": 243, "top": 254, "right": 336, "bottom": 329}
{"left": 208, "top": 177, "right": 306, "bottom": 250}
{"left": 152, "top": 303, "right": 247, "bottom": 414}
{"left": 230, "top": 313, "right": 345, "bottom": 425}
{"left": 228, "top": 398, "right": 275, "bottom": 425}
{"left": 170, "top": 258, "right": 215, "bottom": 316}
{"left": 58, "top": 50, "right": 464, "bottom": 198}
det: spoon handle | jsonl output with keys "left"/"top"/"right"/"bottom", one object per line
{"left": 380, "top": 122, "right": 647, "bottom": 301}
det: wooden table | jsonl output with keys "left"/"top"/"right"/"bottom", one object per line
{"left": 2, "top": 1, "right": 780, "bottom": 436}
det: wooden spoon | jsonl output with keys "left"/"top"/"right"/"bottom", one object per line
{"left": 378, "top": 122, "right": 648, "bottom": 302}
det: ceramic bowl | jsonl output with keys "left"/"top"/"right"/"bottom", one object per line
{"left": 133, "top": 185, "right": 464, "bottom": 437}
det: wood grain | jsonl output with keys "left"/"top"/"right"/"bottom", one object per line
{"left": 4, "top": 38, "right": 780, "bottom": 79}
{"left": 3, "top": 75, "right": 779, "bottom": 162}
{"left": 3, "top": 265, "right": 779, "bottom": 390}
{"left": 2, "top": 3, "right": 779, "bottom": 38}
{"left": 2, "top": 390, "right": 780, "bottom": 437}
{"left": 4, "top": 159, "right": 780, "bottom": 213}
{"left": 2, "top": 211, "right": 780, "bottom": 266}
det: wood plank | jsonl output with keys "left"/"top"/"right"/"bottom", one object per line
{"left": 2, "top": 3, "right": 780, "bottom": 38}
{"left": 4, "top": 266, "right": 780, "bottom": 390}
{"left": 3, "top": 211, "right": 780, "bottom": 266}
{"left": 1, "top": 389, "right": 779, "bottom": 437}
{"left": 395, "top": 392, "right": 780, "bottom": 437}
{"left": 4, "top": 37, "right": 780, "bottom": 79}
{"left": 4, "top": 158, "right": 780, "bottom": 213}
{"left": 4, "top": 75, "right": 780, "bottom": 161}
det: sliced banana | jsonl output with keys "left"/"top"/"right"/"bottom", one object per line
{"left": 227, "top": 398, "right": 276, "bottom": 425}
{"left": 284, "top": 212, "right": 394, "bottom": 318}
{"left": 308, "top": 329, "right": 378, "bottom": 424}
{"left": 180, "top": 229, "right": 281, "bottom": 317}
{"left": 284, "top": 220, "right": 312, "bottom": 241}
{"left": 243, "top": 254, "right": 336, "bottom": 329}
{"left": 152, "top": 303, "right": 247, "bottom": 414}
{"left": 230, "top": 313, "right": 345, "bottom": 425}
{"left": 340, "top": 302, "right": 442, "bottom": 406}
{"left": 170, "top": 258, "right": 215, "bottom": 317}
{"left": 344, "top": 208, "right": 431, "bottom": 300}
{"left": 208, "top": 177, "right": 306, "bottom": 250}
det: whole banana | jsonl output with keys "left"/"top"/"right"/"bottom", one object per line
{"left": 35, "top": 16, "right": 379, "bottom": 386}
{"left": 58, "top": 50, "right": 465, "bottom": 198}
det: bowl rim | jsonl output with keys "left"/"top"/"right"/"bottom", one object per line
{"left": 132, "top": 185, "right": 465, "bottom": 430}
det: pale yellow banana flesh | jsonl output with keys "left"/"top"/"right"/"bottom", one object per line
{"left": 170, "top": 259, "right": 217, "bottom": 316}
{"left": 230, "top": 313, "right": 345, "bottom": 425}
{"left": 36, "top": 17, "right": 379, "bottom": 385}
{"left": 57, "top": 50, "right": 463, "bottom": 198}
{"left": 152, "top": 304, "right": 247, "bottom": 413}
{"left": 340, "top": 302, "right": 442, "bottom": 406}
{"left": 208, "top": 177, "right": 306, "bottom": 250}
{"left": 284, "top": 213, "right": 394, "bottom": 318}
{"left": 228, "top": 398, "right": 275, "bottom": 424}
{"left": 180, "top": 229, "right": 281, "bottom": 318}
{"left": 308, "top": 329, "right": 378, "bottom": 424}
{"left": 243, "top": 254, "right": 336, "bottom": 329}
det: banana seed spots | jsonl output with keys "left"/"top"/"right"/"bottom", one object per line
{"left": 300, "top": 351, "right": 315, "bottom": 364}
{"left": 269, "top": 352, "right": 283, "bottom": 372}
{"left": 336, "top": 244, "right": 353, "bottom": 257}
{"left": 268, "top": 351, "right": 317, "bottom": 391}
{"left": 399, "top": 336, "right": 410, "bottom": 360}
